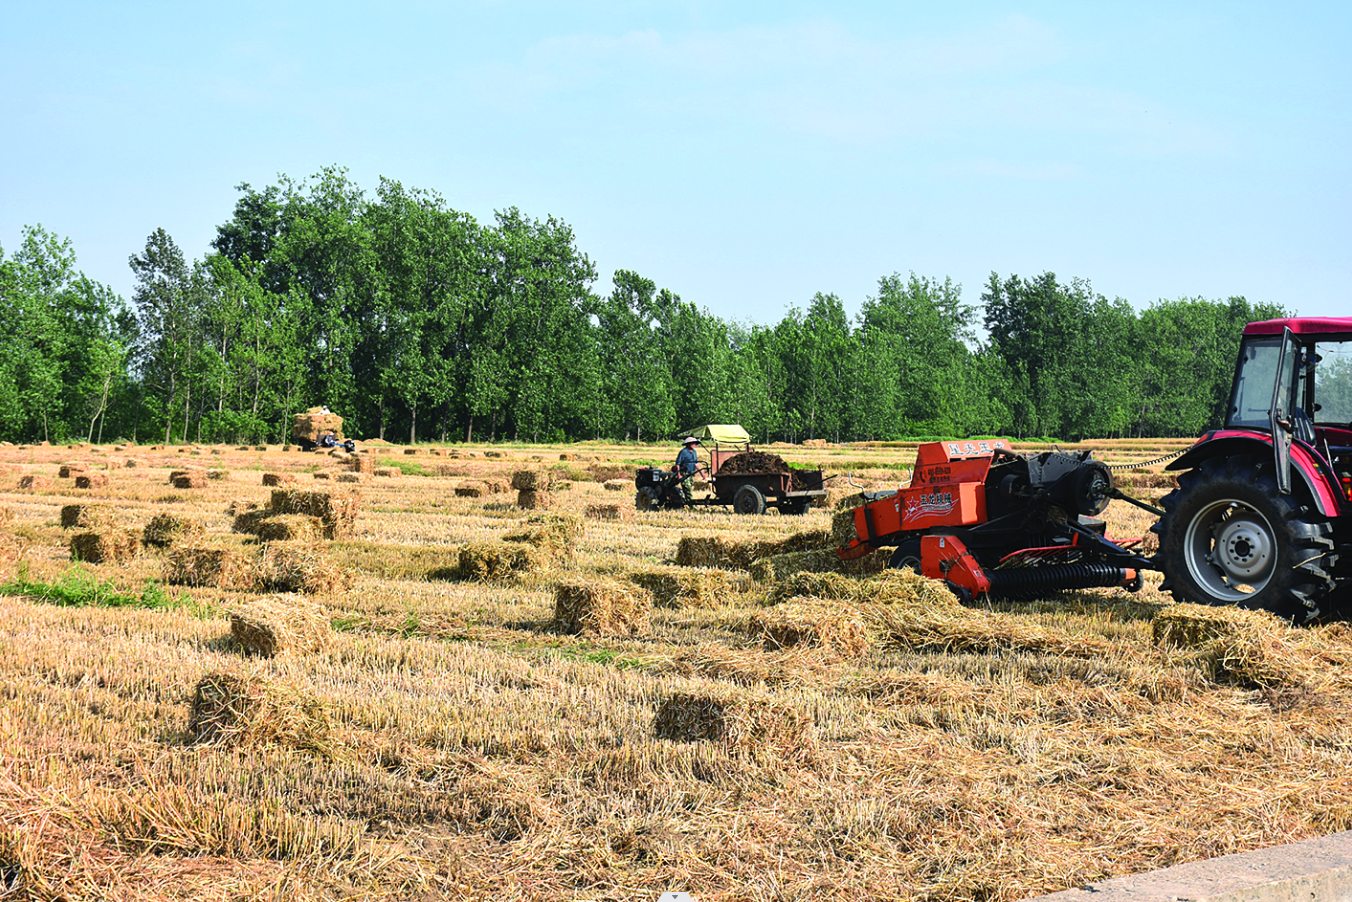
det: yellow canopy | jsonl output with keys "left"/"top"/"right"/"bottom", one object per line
{"left": 681, "top": 424, "right": 751, "bottom": 445}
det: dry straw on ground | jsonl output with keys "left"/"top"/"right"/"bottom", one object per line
{"left": 584, "top": 503, "right": 627, "bottom": 522}
{"left": 750, "top": 599, "right": 875, "bottom": 657}
{"left": 1152, "top": 603, "right": 1313, "bottom": 689}
{"left": 69, "top": 530, "right": 140, "bottom": 564}
{"left": 229, "top": 595, "right": 331, "bottom": 657}
{"left": 187, "top": 670, "right": 330, "bottom": 752}
{"left": 653, "top": 688, "right": 815, "bottom": 764}
{"left": 141, "top": 512, "right": 204, "bottom": 549}
{"left": 552, "top": 578, "right": 651, "bottom": 637}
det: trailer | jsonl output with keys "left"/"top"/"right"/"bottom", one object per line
{"left": 634, "top": 424, "right": 827, "bottom": 515}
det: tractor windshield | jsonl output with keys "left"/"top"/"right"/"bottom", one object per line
{"left": 1228, "top": 336, "right": 1296, "bottom": 429}
{"left": 1313, "top": 339, "right": 1352, "bottom": 425}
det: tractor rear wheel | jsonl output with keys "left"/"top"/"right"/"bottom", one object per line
{"left": 733, "top": 485, "right": 766, "bottom": 515}
{"left": 1152, "top": 456, "right": 1335, "bottom": 621}
{"left": 635, "top": 487, "right": 659, "bottom": 511}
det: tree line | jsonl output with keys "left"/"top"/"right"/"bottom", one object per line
{"left": 0, "top": 167, "right": 1289, "bottom": 447}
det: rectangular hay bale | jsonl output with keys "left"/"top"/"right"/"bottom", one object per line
{"left": 166, "top": 545, "right": 261, "bottom": 589}
{"left": 260, "top": 542, "right": 351, "bottom": 594}
{"left": 229, "top": 596, "right": 331, "bottom": 657}
{"left": 70, "top": 529, "right": 140, "bottom": 564}
{"left": 74, "top": 473, "right": 109, "bottom": 489}
{"left": 511, "top": 470, "right": 553, "bottom": 492}
{"left": 552, "top": 578, "right": 650, "bottom": 637}
{"left": 458, "top": 541, "right": 546, "bottom": 581}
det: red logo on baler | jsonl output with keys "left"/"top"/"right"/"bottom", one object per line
{"left": 905, "top": 491, "right": 955, "bottom": 523}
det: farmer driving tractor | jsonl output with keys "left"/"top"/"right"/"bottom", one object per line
{"left": 674, "top": 435, "right": 702, "bottom": 505}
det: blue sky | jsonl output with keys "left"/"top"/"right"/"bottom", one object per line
{"left": 2, "top": 1, "right": 1347, "bottom": 324}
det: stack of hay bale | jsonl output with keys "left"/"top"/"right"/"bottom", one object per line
{"left": 291, "top": 408, "right": 344, "bottom": 445}
{"left": 237, "top": 489, "right": 359, "bottom": 540}
{"left": 169, "top": 468, "right": 207, "bottom": 489}
{"left": 74, "top": 472, "right": 109, "bottom": 489}
{"left": 228, "top": 595, "right": 331, "bottom": 657}
{"left": 627, "top": 564, "right": 745, "bottom": 609}
{"left": 142, "top": 512, "right": 205, "bottom": 549}
{"left": 61, "top": 504, "right": 138, "bottom": 564}
{"left": 511, "top": 470, "right": 555, "bottom": 509}
{"left": 186, "top": 670, "right": 329, "bottom": 753}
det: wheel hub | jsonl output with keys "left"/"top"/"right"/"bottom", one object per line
{"left": 1211, "top": 517, "right": 1273, "bottom": 581}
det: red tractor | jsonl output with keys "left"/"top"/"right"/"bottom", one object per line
{"left": 1152, "top": 317, "right": 1352, "bottom": 621}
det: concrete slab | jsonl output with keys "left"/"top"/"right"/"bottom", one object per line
{"left": 1024, "top": 831, "right": 1352, "bottom": 902}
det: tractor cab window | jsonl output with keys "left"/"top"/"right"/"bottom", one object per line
{"left": 1313, "top": 339, "right": 1352, "bottom": 425}
{"left": 1228, "top": 336, "right": 1296, "bottom": 429}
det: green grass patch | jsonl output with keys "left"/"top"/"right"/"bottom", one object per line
{"left": 1, "top": 564, "right": 183, "bottom": 611}
{"left": 377, "top": 457, "right": 431, "bottom": 477}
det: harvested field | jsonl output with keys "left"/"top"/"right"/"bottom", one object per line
{"left": 6, "top": 434, "right": 1352, "bottom": 902}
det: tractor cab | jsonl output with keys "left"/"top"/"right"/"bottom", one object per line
{"left": 1223, "top": 318, "right": 1352, "bottom": 499}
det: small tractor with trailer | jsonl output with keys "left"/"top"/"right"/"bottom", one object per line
{"left": 833, "top": 316, "right": 1352, "bottom": 621}
{"left": 634, "top": 424, "right": 827, "bottom": 515}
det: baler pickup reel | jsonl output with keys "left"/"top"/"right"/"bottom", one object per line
{"left": 836, "top": 440, "right": 1156, "bottom": 603}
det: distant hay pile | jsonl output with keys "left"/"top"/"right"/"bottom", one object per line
{"left": 483, "top": 477, "right": 510, "bottom": 495}
{"left": 603, "top": 479, "right": 629, "bottom": 492}
{"left": 17, "top": 475, "right": 47, "bottom": 489}
{"left": 142, "top": 512, "right": 205, "bottom": 549}
{"left": 349, "top": 455, "right": 374, "bottom": 474}
{"left": 74, "top": 473, "right": 109, "bottom": 489}
{"left": 628, "top": 565, "right": 743, "bottom": 609}
{"left": 313, "top": 472, "right": 331, "bottom": 480}
{"left": 259, "top": 542, "right": 350, "bottom": 595}
{"left": 123, "top": 458, "right": 145, "bottom": 468}
{"left": 229, "top": 595, "right": 331, "bottom": 657}
{"left": 373, "top": 467, "right": 399, "bottom": 478}
{"left": 207, "top": 469, "right": 228, "bottom": 481}
{"left": 335, "top": 473, "right": 363, "bottom": 484}
{"left": 57, "top": 464, "right": 86, "bottom": 478}
{"left": 1152, "top": 603, "right": 1312, "bottom": 689}
{"left": 61, "top": 504, "right": 112, "bottom": 530}
{"left": 166, "top": 544, "right": 260, "bottom": 590}
{"left": 458, "top": 541, "right": 547, "bottom": 581}
{"left": 262, "top": 472, "right": 296, "bottom": 487}
{"left": 653, "top": 688, "right": 815, "bottom": 763}
{"left": 187, "top": 671, "right": 329, "bottom": 753}
{"left": 553, "top": 578, "right": 650, "bottom": 637}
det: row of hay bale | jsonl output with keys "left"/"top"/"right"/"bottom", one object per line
{"left": 673, "top": 528, "right": 888, "bottom": 581}
{"left": 167, "top": 541, "right": 350, "bottom": 594}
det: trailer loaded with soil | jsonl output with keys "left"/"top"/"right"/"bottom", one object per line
{"left": 634, "top": 424, "right": 827, "bottom": 515}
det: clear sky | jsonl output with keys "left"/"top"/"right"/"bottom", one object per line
{"left": 2, "top": 1, "right": 1347, "bottom": 324}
